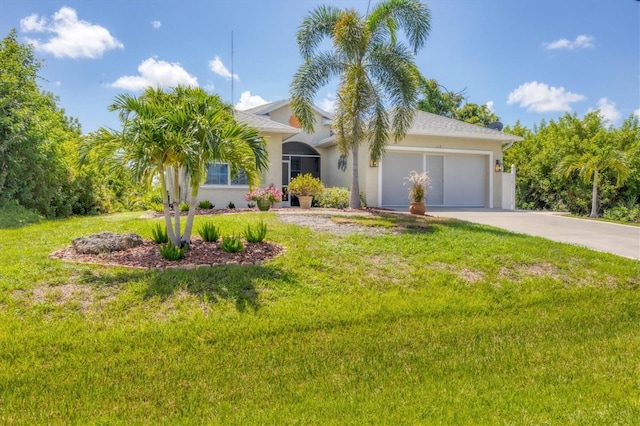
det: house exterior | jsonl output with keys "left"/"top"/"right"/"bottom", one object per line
{"left": 196, "top": 100, "right": 523, "bottom": 209}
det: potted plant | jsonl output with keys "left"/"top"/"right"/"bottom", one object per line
{"left": 245, "top": 185, "right": 283, "bottom": 211}
{"left": 404, "top": 170, "right": 431, "bottom": 215}
{"left": 287, "top": 173, "right": 325, "bottom": 209}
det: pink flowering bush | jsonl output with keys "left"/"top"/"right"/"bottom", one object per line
{"left": 245, "top": 185, "right": 283, "bottom": 204}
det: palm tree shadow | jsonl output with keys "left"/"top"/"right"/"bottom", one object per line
{"left": 143, "top": 265, "right": 293, "bottom": 312}
{"left": 81, "top": 264, "right": 293, "bottom": 312}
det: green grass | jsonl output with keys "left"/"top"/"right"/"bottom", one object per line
{"left": 1, "top": 211, "right": 639, "bottom": 424}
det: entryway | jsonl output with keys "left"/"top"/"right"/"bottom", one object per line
{"left": 282, "top": 142, "right": 321, "bottom": 207}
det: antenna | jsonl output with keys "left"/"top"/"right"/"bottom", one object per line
{"left": 231, "top": 31, "right": 233, "bottom": 106}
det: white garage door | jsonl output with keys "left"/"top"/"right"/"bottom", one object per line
{"left": 444, "top": 154, "right": 486, "bottom": 207}
{"left": 381, "top": 152, "right": 486, "bottom": 207}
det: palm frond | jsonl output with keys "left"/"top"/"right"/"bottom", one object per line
{"left": 367, "top": 0, "right": 431, "bottom": 53}
{"left": 296, "top": 5, "right": 343, "bottom": 59}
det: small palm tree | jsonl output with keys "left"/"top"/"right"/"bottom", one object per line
{"left": 174, "top": 87, "right": 268, "bottom": 242}
{"left": 290, "top": 0, "right": 431, "bottom": 208}
{"left": 83, "top": 86, "right": 268, "bottom": 245}
{"left": 556, "top": 129, "right": 630, "bottom": 218}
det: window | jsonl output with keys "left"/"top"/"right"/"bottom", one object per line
{"left": 205, "top": 163, "right": 249, "bottom": 186}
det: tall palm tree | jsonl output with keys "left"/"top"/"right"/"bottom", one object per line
{"left": 556, "top": 129, "right": 630, "bottom": 218}
{"left": 290, "top": 0, "right": 431, "bottom": 208}
{"left": 83, "top": 86, "right": 268, "bottom": 246}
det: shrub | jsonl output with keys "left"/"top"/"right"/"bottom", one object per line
{"left": 221, "top": 234, "right": 244, "bottom": 253}
{"left": 151, "top": 223, "right": 169, "bottom": 244}
{"left": 247, "top": 202, "right": 256, "bottom": 209}
{"left": 198, "top": 200, "right": 214, "bottom": 209}
{"left": 317, "top": 187, "right": 351, "bottom": 209}
{"left": 159, "top": 242, "right": 185, "bottom": 260}
{"left": 227, "top": 202, "right": 236, "bottom": 209}
{"left": 603, "top": 205, "right": 640, "bottom": 223}
{"left": 198, "top": 222, "right": 220, "bottom": 242}
{"left": 179, "top": 202, "right": 190, "bottom": 212}
{"left": 245, "top": 221, "right": 267, "bottom": 243}
{"left": 287, "top": 173, "right": 325, "bottom": 197}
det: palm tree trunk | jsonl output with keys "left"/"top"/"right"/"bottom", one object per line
{"left": 159, "top": 168, "right": 178, "bottom": 244}
{"left": 350, "top": 144, "right": 361, "bottom": 209}
{"left": 590, "top": 169, "right": 599, "bottom": 218}
{"left": 172, "top": 167, "right": 182, "bottom": 246}
{"left": 182, "top": 185, "right": 199, "bottom": 247}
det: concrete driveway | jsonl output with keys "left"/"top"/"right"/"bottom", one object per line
{"left": 427, "top": 208, "right": 640, "bottom": 260}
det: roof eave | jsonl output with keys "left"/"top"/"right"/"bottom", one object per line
{"left": 406, "top": 129, "right": 524, "bottom": 142}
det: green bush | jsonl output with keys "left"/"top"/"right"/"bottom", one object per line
{"left": 245, "top": 221, "right": 267, "bottom": 243}
{"left": 179, "top": 202, "right": 190, "bottom": 212}
{"left": 198, "top": 200, "right": 214, "bottom": 209}
{"left": 221, "top": 235, "right": 244, "bottom": 253}
{"left": 151, "top": 223, "right": 169, "bottom": 244}
{"left": 198, "top": 222, "right": 221, "bottom": 242}
{"left": 158, "top": 242, "right": 185, "bottom": 260}
{"left": 317, "top": 187, "right": 350, "bottom": 209}
{"left": 227, "top": 201, "right": 236, "bottom": 209}
{"left": 603, "top": 205, "right": 640, "bottom": 223}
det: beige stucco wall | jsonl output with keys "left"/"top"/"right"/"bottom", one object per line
{"left": 268, "top": 106, "right": 333, "bottom": 144}
{"left": 196, "top": 134, "right": 285, "bottom": 209}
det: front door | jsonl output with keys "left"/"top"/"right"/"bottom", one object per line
{"left": 281, "top": 160, "right": 291, "bottom": 207}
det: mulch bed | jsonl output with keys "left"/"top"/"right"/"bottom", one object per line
{"left": 49, "top": 237, "right": 284, "bottom": 270}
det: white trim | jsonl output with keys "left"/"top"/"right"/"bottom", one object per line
{"left": 380, "top": 146, "right": 494, "bottom": 208}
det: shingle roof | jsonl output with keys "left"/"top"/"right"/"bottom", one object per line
{"left": 234, "top": 110, "right": 300, "bottom": 135}
{"left": 242, "top": 100, "right": 291, "bottom": 115}
{"left": 403, "top": 110, "right": 523, "bottom": 142}
{"left": 242, "top": 99, "right": 334, "bottom": 120}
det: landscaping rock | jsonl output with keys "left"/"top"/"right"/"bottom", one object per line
{"left": 72, "top": 232, "right": 144, "bottom": 254}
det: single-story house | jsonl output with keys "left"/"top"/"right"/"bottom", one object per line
{"left": 194, "top": 99, "right": 523, "bottom": 209}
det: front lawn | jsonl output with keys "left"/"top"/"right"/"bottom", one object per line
{"left": 0, "top": 211, "right": 638, "bottom": 424}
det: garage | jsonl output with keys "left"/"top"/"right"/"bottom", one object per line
{"left": 380, "top": 150, "right": 488, "bottom": 208}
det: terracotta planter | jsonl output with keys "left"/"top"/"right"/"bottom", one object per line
{"left": 409, "top": 201, "right": 426, "bottom": 215}
{"left": 256, "top": 199, "right": 272, "bottom": 211}
{"left": 298, "top": 195, "right": 313, "bottom": 209}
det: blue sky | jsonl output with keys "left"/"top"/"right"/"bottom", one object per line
{"left": 1, "top": 0, "right": 638, "bottom": 134}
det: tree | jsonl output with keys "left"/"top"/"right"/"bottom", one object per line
{"left": 556, "top": 128, "right": 630, "bottom": 218}
{"left": 84, "top": 86, "right": 268, "bottom": 246}
{"left": 290, "top": 0, "right": 431, "bottom": 208}
{"left": 174, "top": 87, "right": 268, "bottom": 243}
{"left": 454, "top": 103, "right": 499, "bottom": 127}
{"left": 415, "top": 77, "right": 500, "bottom": 126}
{"left": 416, "top": 78, "right": 464, "bottom": 118}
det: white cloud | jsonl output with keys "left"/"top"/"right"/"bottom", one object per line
{"left": 486, "top": 100, "right": 495, "bottom": 113}
{"left": 20, "top": 14, "right": 47, "bottom": 32}
{"left": 20, "top": 7, "right": 123, "bottom": 59}
{"left": 318, "top": 93, "right": 337, "bottom": 113}
{"left": 588, "top": 98, "right": 621, "bottom": 124}
{"left": 110, "top": 58, "right": 198, "bottom": 91}
{"left": 507, "top": 81, "right": 586, "bottom": 113}
{"left": 209, "top": 56, "right": 238, "bottom": 80}
{"left": 151, "top": 21, "right": 161, "bottom": 29}
{"left": 545, "top": 34, "right": 594, "bottom": 50}
{"left": 235, "top": 91, "right": 268, "bottom": 110}
{"left": 634, "top": 109, "right": 640, "bottom": 118}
